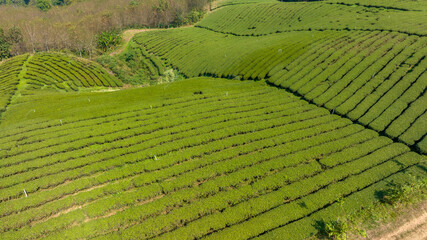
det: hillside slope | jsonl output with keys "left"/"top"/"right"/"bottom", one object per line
{"left": 130, "top": 1, "right": 427, "bottom": 153}
{"left": 24, "top": 53, "right": 122, "bottom": 91}
{"left": 0, "top": 52, "right": 122, "bottom": 119}
{"left": 0, "top": 78, "right": 424, "bottom": 239}
{"left": 198, "top": 1, "right": 427, "bottom": 36}
{"left": 0, "top": 0, "right": 426, "bottom": 239}
{"left": 0, "top": 54, "right": 29, "bottom": 115}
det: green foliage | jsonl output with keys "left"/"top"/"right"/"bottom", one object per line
{"left": 96, "top": 30, "right": 122, "bottom": 52}
{"left": 36, "top": 0, "right": 52, "bottom": 11}
{"left": 22, "top": 52, "right": 122, "bottom": 91}
{"left": 51, "top": 0, "right": 72, "bottom": 6}
{"left": 97, "top": 40, "right": 166, "bottom": 85}
{"left": 0, "top": 1, "right": 426, "bottom": 239}
{"left": 6, "top": 26, "right": 23, "bottom": 45}
{"left": 0, "top": 0, "right": 28, "bottom": 6}
{"left": 0, "top": 0, "right": 72, "bottom": 7}
{"left": 379, "top": 176, "right": 427, "bottom": 205}
{"left": 0, "top": 54, "right": 28, "bottom": 114}
{"left": 173, "top": 10, "right": 187, "bottom": 26}
{"left": 0, "top": 77, "right": 425, "bottom": 239}
{"left": 152, "top": 0, "right": 169, "bottom": 12}
{"left": 185, "top": 9, "right": 206, "bottom": 25}
{"left": 379, "top": 183, "right": 406, "bottom": 205}
{"left": 132, "top": 20, "right": 427, "bottom": 153}
{"left": 0, "top": 28, "right": 11, "bottom": 60}
{"left": 197, "top": 2, "right": 427, "bottom": 36}
{"left": 173, "top": 9, "right": 206, "bottom": 26}
{"left": 324, "top": 218, "right": 349, "bottom": 240}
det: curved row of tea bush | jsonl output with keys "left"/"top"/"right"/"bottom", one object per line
{"left": 133, "top": 27, "right": 338, "bottom": 78}
{"left": 270, "top": 32, "right": 427, "bottom": 153}
{"left": 0, "top": 78, "right": 423, "bottom": 240}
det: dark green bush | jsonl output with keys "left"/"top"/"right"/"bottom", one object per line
{"left": 324, "top": 218, "right": 349, "bottom": 240}
{"left": 36, "top": 0, "right": 52, "bottom": 11}
{"left": 52, "top": 0, "right": 72, "bottom": 6}
{"left": 185, "top": 9, "right": 205, "bottom": 25}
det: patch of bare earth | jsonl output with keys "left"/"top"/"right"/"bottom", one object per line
{"left": 109, "top": 29, "right": 154, "bottom": 56}
{"left": 109, "top": 25, "right": 195, "bottom": 57}
{"left": 367, "top": 201, "right": 427, "bottom": 240}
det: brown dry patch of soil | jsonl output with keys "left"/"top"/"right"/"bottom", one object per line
{"left": 367, "top": 200, "right": 427, "bottom": 240}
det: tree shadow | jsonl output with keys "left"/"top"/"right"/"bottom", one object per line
{"left": 298, "top": 201, "right": 308, "bottom": 209}
{"left": 313, "top": 220, "right": 329, "bottom": 239}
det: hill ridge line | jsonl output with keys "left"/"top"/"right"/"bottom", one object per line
{"left": 194, "top": 25, "right": 427, "bottom": 38}
{"left": 325, "top": 2, "right": 420, "bottom": 12}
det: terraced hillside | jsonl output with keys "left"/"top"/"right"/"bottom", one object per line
{"left": 24, "top": 53, "right": 122, "bottom": 91}
{"left": 133, "top": 28, "right": 333, "bottom": 78}
{"left": 0, "top": 0, "right": 426, "bottom": 239}
{"left": 0, "top": 54, "right": 29, "bottom": 114}
{"left": 200, "top": 1, "right": 427, "bottom": 36}
{"left": 0, "top": 78, "right": 424, "bottom": 239}
{"left": 0, "top": 52, "right": 122, "bottom": 97}
{"left": 131, "top": 1, "right": 427, "bottom": 153}
{"left": 97, "top": 41, "right": 166, "bottom": 85}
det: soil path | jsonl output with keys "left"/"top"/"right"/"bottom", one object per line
{"left": 109, "top": 25, "right": 195, "bottom": 57}
{"left": 368, "top": 201, "right": 427, "bottom": 240}
{"left": 109, "top": 29, "right": 156, "bottom": 56}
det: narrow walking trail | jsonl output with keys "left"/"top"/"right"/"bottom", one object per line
{"left": 109, "top": 29, "right": 155, "bottom": 56}
{"left": 109, "top": 25, "right": 195, "bottom": 57}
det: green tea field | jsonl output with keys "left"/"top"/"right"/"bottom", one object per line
{"left": 0, "top": 0, "right": 425, "bottom": 239}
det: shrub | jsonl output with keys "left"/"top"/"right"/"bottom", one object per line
{"left": 324, "top": 218, "right": 349, "bottom": 240}
{"left": 96, "top": 30, "right": 122, "bottom": 52}
{"left": 379, "top": 177, "right": 427, "bottom": 205}
{"left": 173, "top": 10, "right": 186, "bottom": 26}
{"left": 36, "top": 0, "right": 51, "bottom": 11}
{"left": 185, "top": 10, "right": 205, "bottom": 25}
{"left": 52, "top": 0, "right": 72, "bottom": 6}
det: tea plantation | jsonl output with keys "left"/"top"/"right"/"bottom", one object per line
{"left": 0, "top": 54, "right": 29, "bottom": 114}
{"left": 133, "top": 28, "right": 427, "bottom": 153}
{"left": 0, "top": 0, "right": 425, "bottom": 239}
{"left": 24, "top": 53, "right": 123, "bottom": 91}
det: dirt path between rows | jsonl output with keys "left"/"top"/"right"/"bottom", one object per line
{"left": 109, "top": 25, "right": 196, "bottom": 57}
{"left": 368, "top": 201, "right": 427, "bottom": 240}
{"left": 109, "top": 29, "right": 155, "bottom": 56}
